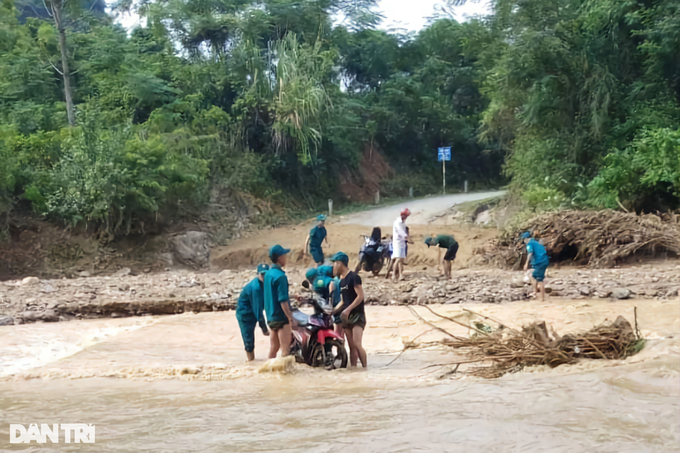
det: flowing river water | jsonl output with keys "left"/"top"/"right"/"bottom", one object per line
{"left": 1, "top": 299, "right": 678, "bottom": 452}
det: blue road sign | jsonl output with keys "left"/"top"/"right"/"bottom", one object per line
{"left": 438, "top": 147, "right": 451, "bottom": 162}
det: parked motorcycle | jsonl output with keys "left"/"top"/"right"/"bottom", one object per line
{"left": 355, "top": 235, "right": 390, "bottom": 276}
{"left": 290, "top": 296, "right": 348, "bottom": 369}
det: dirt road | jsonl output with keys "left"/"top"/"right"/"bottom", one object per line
{"left": 211, "top": 191, "right": 504, "bottom": 270}
{"left": 337, "top": 190, "right": 506, "bottom": 226}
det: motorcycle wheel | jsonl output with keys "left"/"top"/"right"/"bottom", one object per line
{"left": 310, "top": 339, "right": 348, "bottom": 369}
{"left": 371, "top": 260, "right": 383, "bottom": 276}
{"left": 290, "top": 342, "right": 304, "bottom": 364}
{"left": 329, "top": 339, "right": 349, "bottom": 369}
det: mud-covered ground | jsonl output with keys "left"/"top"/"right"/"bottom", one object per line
{"left": 1, "top": 261, "right": 678, "bottom": 326}
{"left": 2, "top": 195, "right": 678, "bottom": 326}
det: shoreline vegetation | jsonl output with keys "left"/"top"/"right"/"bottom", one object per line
{"left": 0, "top": 0, "right": 677, "bottom": 243}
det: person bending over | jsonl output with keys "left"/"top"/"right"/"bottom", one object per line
{"left": 425, "top": 234, "right": 459, "bottom": 279}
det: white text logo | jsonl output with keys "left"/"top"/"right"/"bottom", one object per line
{"left": 9, "top": 424, "right": 95, "bottom": 444}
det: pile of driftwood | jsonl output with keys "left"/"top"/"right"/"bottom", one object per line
{"left": 475, "top": 210, "right": 680, "bottom": 268}
{"left": 409, "top": 306, "right": 645, "bottom": 379}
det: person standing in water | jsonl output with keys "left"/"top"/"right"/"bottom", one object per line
{"left": 331, "top": 252, "right": 367, "bottom": 368}
{"left": 425, "top": 234, "right": 459, "bottom": 279}
{"left": 391, "top": 208, "right": 410, "bottom": 282}
{"left": 264, "top": 245, "right": 297, "bottom": 358}
{"left": 236, "top": 264, "right": 270, "bottom": 361}
{"left": 522, "top": 231, "right": 550, "bottom": 302}
{"left": 304, "top": 215, "right": 330, "bottom": 267}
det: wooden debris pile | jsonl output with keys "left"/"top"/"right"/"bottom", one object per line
{"left": 409, "top": 306, "right": 645, "bottom": 379}
{"left": 475, "top": 210, "right": 680, "bottom": 268}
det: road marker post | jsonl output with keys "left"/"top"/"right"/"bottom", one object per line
{"left": 437, "top": 147, "right": 451, "bottom": 195}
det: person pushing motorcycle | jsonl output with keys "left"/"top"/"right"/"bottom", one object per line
{"left": 331, "top": 252, "right": 367, "bottom": 368}
{"left": 304, "top": 267, "right": 343, "bottom": 337}
{"left": 264, "top": 245, "right": 297, "bottom": 358}
{"left": 235, "top": 264, "right": 270, "bottom": 361}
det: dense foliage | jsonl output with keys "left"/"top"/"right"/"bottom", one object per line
{"left": 0, "top": 0, "right": 678, "bottom": 234}
{"left": 483, "top": 0, "right": 680, "bottom": 212}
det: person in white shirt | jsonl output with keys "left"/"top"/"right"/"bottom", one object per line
{"left": 391, "top": 208, "right": 411, "bottom": 282}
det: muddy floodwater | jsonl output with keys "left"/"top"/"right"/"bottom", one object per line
{"left": 1, "top": 299, "right": 678, "bottom": 452}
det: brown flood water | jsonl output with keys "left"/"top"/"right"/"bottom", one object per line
{"left": 0, "top": 299, "right": 678, "bottom": 452}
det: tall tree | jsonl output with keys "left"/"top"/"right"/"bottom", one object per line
{"left": 47, "top": 0, "right": 76, "bottom": 125}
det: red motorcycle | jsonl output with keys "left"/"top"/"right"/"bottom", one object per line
{"left": 291, "top": 296, "right": 348, "bottom": 369}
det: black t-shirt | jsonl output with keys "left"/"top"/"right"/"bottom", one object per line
{"left": 340, "top": 271, "right": 364, "bottom": 315}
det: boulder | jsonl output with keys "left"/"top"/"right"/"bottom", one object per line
{"left": 474, "top": 209, "right": 492, "bottom": 226}
{"left": 41, "top": 284, "right": 56, "bottom": 293}
{"left": 612, "top": 288, "right": 631, "bottom": 300}
{"left": 113, "top": 267, "right": 131, "bottom": 278}
{"left": 40, "top": 310, "right": 60, "bottom": 322}
{"left": 0, "top": 316, "right": 13, "bottom": 326}
{"left": 179, "top": 279, "right": 199, "bottom": 288}
{"left": 578, "top": 287, "right": 591, "bottom": 296}
{"left": 20, "top": 311, "right": 39, "bottom": 322}
{"left": 175, "top": 365, "right": 201, "bottom": 375}
{"left": 171, "top": 231, "right": 210, "bottom": 268}
{"left": 20, "top": 276, "right": 40, "bottom": 287}
{"left": 157, "top": 252, "right": 174, "bottom": 266}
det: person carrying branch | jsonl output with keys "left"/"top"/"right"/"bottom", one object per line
{"left": 522, "top": 231, "right": 550, "bottom": 302}
{"left": 425, "top": 234, "right": 459, "bottom": 279}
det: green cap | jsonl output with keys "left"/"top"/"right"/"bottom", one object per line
{"left": 269, "top": 244, "right": 290, "bottom": 262}
{"left": 424, "top": 237, "right": 433, "bottom": 247}
{"left": 305, "top": 268, "right": 318, "bottom": 281}
{"left": 317, "top": 214, "right": 327, "bottom": 222}
{"left": 257, "top": 264, "right": 269, "bottom": 274}
{"left": 330, "top": 252, "right": 349, "bottom": 266}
